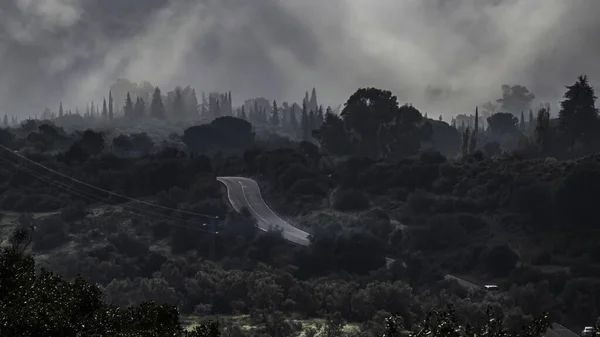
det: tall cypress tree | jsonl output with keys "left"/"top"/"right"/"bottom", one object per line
{"left": 301, "top": 102, "right": 310, "bottom": 141}
{"left": 271, "top": 100, "right": 280, "bottom": 126}
{"left": 520, "top": 111, "right": 525, "bottom": 132}
{"left": 124, "top": 93, "right": 134, "bottom": 118}
{"left": 316, "top": 105, "right": 324, "bottom": 129}
{"left": 108, "top": 91, "right": 114, "bottom": 120}
{"left": 289, "top": 106, "right": 299, "bottom": 136}
{"left": 240, "top": 105, "right": 247, "bottom": 120}
{"left": 469, "top": 107, "right": 478, "bottom": 154}
{"left": 102, "top": 98, "right": 108, "bottom": 119}
{"left": 173, "top": 87, "right": 184, "bottom": 119}
{"left": 134, "top": 97, "right": 146, "bottom": 118}
{"left": 150, "top": 87, "right": 165, "bottom": 120}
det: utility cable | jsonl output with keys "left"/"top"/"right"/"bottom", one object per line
{"left": 0, "top": 156, "right": 219, "bottom": 234}
{"left": 0, "top": 144, "right": 218, "bottom": 219}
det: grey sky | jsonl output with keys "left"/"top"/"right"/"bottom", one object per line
{"left": 0, "top": 0, "right": 598, "bottom": 118}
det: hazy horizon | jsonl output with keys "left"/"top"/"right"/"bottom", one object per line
{"left": 1, "top": 0, "right": 599, "bottom": 118}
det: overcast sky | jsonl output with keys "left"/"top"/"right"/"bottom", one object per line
{"left": 0, "top": 0, "right": 598, "bottom": 118}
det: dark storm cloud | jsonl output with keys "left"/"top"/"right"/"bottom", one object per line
{"left": 0, "top": 0, "right": 599, "bottom": 117}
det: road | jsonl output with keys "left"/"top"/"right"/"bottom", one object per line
{"left": 217, "top": 176, "right": 581, "bottom": 337}
{"left": 217, "top": 176, "right": 310, "bottom": 246}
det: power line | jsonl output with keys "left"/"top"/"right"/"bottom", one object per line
{"left": 0, "top": 156, "right": 219, "bottom": 234}
{"left": 0, "top": 144, "right": 218, "bottom": 219}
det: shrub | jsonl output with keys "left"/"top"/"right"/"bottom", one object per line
{"left": 61, "top": 200, "right": 88, "bottom": 222}
{"left": 0, "top": 231, "right": 219, "bottom": 336}
{"left": 330, "top": 188, "right": 370, "bottom": 211}
{"left": 31, "top": 217, "right": 69, "bottom": 251}
{"left": 287, "top": 179, "right": 327, "bottom": 197}
{"left": 482, "top": 244, "right": 519, "bottom": 277}
{"left": 107, "top": 231, "right": 150, "bottom": 257}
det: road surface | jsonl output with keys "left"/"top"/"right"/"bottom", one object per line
{"left": 217, "top": 176, "right": 580, "bottom": 337}
{"left": 217, "top": 176, "right": 310, "bottom": 246}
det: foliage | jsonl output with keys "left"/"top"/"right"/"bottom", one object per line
{"left": 0, "top": 229, "right": 218, "bottom": 337}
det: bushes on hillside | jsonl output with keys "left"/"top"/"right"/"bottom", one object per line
{"left": 331, "top": 188, "right": 370, "bottom": 211}
{"left": 0, "top": 229, "right": 218, "bottom": 337}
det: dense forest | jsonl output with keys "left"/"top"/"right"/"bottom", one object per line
{"left": 1, "top": 74, "right": 600, "bottom": 336}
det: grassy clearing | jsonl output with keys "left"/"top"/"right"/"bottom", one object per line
{"left": 181, "top": 315, "right": 361, "bottom": 334}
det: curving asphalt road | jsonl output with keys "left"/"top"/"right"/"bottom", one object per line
{"left": 217, "top": 176, "right": 310, "bottom": 246}
{"left": 217, "top": 176, "right": 580, "bottom": 337}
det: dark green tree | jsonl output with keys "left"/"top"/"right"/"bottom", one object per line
{"left": 124, "top": 93, "right": 134, "bottom": 118}
{"left": 108, "top": 90, "right": 114, "bottom": 120}
{"left": 469, "top": 107, "right": 478, "bottom": 154}
{"left": 313, "top": 111, "right": 350, "bottom": 155}
{"left": 0, "top": 229, "right": 219, "bottom": 337}
{"left": 558, "top": 75, "right": 598, "bottom": 151}
{"left": 173, "top": 87, "right": 184, "bottom": 118}
{"left": 534, "top": 107, "right": 550, "bottom": 154}
{"left": 134, "top": 97, "right": 146, "bottom": 118}
{"left": 338, "top": 87, "right": 428, "bottom": 158}
{"left": 487, "top": 112, "right": 519, "bottom": 136}
{"left": 289, "top": 106, "right": 299, "bottom": 136}
{"left": 462, "top": 127, "right": 470, "bottom": 157}
{"left": 271, "top": 100, "right": 280, "bottom": 126}
{"left": 151, "top": 87, "right": 165, "bottom": 120}
{"left": 496, "top": 84, "right": 535, "bottom": 115}
{"left": 301, "top": 102, "right": 310, "bottom": 141}
{"left": 102, "top": 98, "right": 108, "bottom": 119}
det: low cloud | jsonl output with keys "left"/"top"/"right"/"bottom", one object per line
{"left": 0, "top": 0, "right": 598, "bottom": 117}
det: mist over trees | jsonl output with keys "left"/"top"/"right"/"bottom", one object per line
{"left": 2, "top": 72, "right": 600, "bottom": 335}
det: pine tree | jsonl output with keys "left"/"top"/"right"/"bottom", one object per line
{"left": 528, "top": 109, "right": 534, "bottom": 134}
{"left": 108, "top": 91, "right": 114, "bottom": 120}
{"left": 150, "top": 87, "right": 165, "bottom": 120}
{"left": 469, "top": 107, "right": 478, "bottom": 154}
{"left": 300, "top": 108, "right": 310, "bottom": 141}
{"left": 199, "top": 92, "right": 207, "bottom": 117}
{"left": 227, "top": 91, "right": 233, "bottom": 115}
{"left": 124, "top": 93, "right": 134, "bottom": 117}
{"left": 559, "top": 75, "right": 598, "bottom": 149}
{"left": 462, "top": 127, "right": 470, "bottom": 157}
{"left": 253, "top": 100, "right": 259, "bottom": 122}
{"left": 240, "top": 105, "right": 247, "bottom": 120}
{"left": 270, "top": 100, "right": 280, "bottom": 126}
{"left": 2, "top": 114, "right": 8, "bottom": 127}
{"left": 535, "top": 107, "right": 551, "bottom": 153}
{"left": 309, "top": 87, "right": 318, "bottom": 112}
{"left": 173, "top": 87, "right": 184, "bottom": 119}
{"left": 102, "top": 98, "right": 108, "bottom": 119}
{"left": 134, "top": 97, "right": 146, "bottom": 118}
{"left": 188, "top": 89, "right": 199, "bottom": 119}
{"left": 58, "top": 102, "right": 64, "bottom": 118}
{"left": 439, "top": 115, "right": 443, "bottom": 121}
{"left": 215, "top": 99, "right": 221, "bottom": 118}
{"left": 289, "top": 106, "right": 299, "bottom": 136}
{"left": 262, "top": 108, "right": 268, "bottom": 124}
{"left": 315, "top": 105, "right": 324, "bottom": 129}
{"left": 520, "top": 111, "right": 525, "bottom": 132}
{"left": 308, "top": 110, "right": 316, "bottom": 132}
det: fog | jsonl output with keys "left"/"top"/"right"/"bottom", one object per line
{"left": 1, "top": 0, "right": 599, "bottom": 117}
